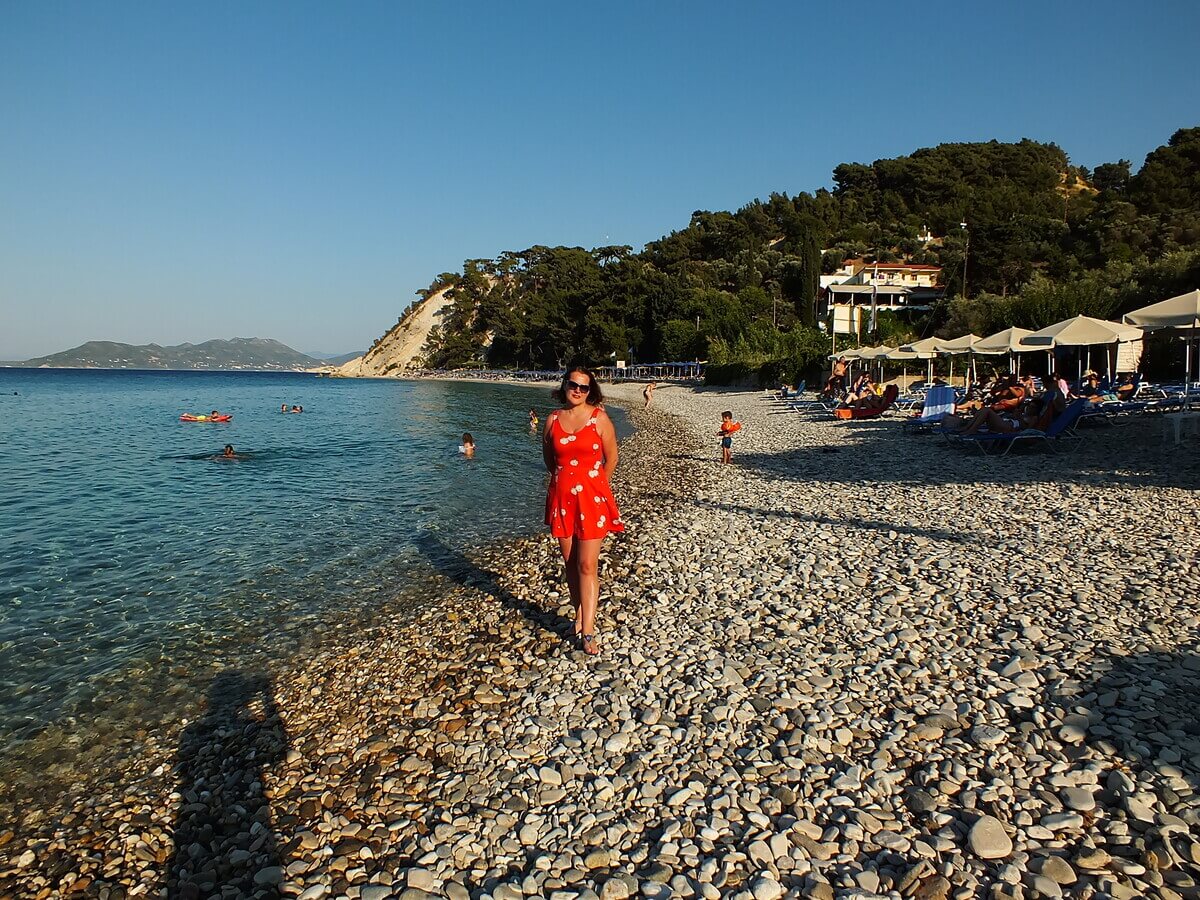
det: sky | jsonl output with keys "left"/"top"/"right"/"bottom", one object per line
{"left": 2, "top": 1, "right": 1198, "bottom": 360}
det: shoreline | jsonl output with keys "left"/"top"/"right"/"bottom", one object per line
{"left": 0, "top": 386, "right": 706, "bottom": 896}
{"left": 3, "top": 387, "right": 1199, "bottom": 899}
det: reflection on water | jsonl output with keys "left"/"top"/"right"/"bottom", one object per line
{"left": 0, "top": 369, "right": 626, "bottom": 811}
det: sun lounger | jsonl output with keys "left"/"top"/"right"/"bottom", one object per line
{"left": 902, "top": 385, "right": 957, "bottom": 433}
{"left": 833, "top": 384, "right": 900, "bottom": 420}
{"left": 943, "top": 400, "right": 1088, "bottom": 456}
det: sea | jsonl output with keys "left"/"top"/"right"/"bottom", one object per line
{"left": 0, "top": 368, "right": 623, "bottom": 805}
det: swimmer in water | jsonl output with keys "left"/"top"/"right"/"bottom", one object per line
{"left": 281, "top": 404, "right": 288, "bottom": 413}
{"left": 529, "top": 408, "right": 539, "bottom": 429}
{"left": 219, "top": 444, "right": 239, "bottom": 460}
{"left": 460, "top": 432, "right": 476, "bottom": 459}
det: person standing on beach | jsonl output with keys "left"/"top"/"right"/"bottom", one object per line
{"left": 543, "top": 367, "right": 624, "bottom": 655}
{"left": 717, "top": 411, "right": 741, "bottom": 464}
{"left": 642, "top": 382, "right": 655, "bottom": 409}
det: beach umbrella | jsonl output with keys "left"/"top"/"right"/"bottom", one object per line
{"left": 973, "top": 326, "right": 1035, "bottom": 376}
{"left": 858, "top": 346, "right": 896, "bottom": 384}
{"left": 1122, "top": 289, "right": 1200, "bottom": 329}
{"left": 1124, "top": 289, "right": 1200, "bottom": 407}
{"left": 884, "top": 346, "right": 922, "bottom": 390}
{"left": 937, "top": 334, "right": 981, "bottom": 387}
{"left": 1020, "top": 315, "right": 1143, "bottom": 380}
{"left": 898, "top": 337, "right": 943, "bottom": 382}
{"left": 856, "top": 345, "right": 894, "bottom": 359}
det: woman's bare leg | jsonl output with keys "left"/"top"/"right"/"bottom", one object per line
{"left": 575, "top": 538, "right": 603, "bottom": 653}
{"left": 558, "top": 536, "right": 581, "bottom": 633}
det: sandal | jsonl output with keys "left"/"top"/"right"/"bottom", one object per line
{"left": 580, "top": 633, "right": 600, "bottom": 656}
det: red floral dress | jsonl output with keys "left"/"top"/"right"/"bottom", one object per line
{"left": 545, "top": 408, "right": 625, "bottom": 540}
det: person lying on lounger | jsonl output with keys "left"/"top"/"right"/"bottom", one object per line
{"left": 943, "top": 388, "right": 1065, "bottom": 435}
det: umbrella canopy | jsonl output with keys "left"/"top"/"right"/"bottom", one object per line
{"left": 899, "top": 337, "right": 943, "bottom": 356}
{"left": 1122, "top": 289, "right": 1200, "bottom": 330}
{"left": 1020, "top": 316, "right": 1142, "bottom": 348}
{"left": 884, "top": 347, "right": 923, "bottom": 361}
{"left": 938, "top": 334, "right": 981, "bottom": 354}
{"left": 973, "top": 327, "right": 1035, "bottom": 355}
{"left": 857, "top": 345, "right": 895, "bottom": 360}
{"left": 836, "top": 348, "right": 869, "bottom": 360}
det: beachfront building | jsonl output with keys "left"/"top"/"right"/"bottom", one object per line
{"left": 821, "top": 261, "right": 945, "bottom": 316}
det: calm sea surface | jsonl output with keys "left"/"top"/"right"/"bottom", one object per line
{"left": 0, "top": 369, "right": 622, "bottom": 798}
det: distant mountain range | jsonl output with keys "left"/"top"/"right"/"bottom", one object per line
{"left": 3, "top": 338, "right": 342, "bottom": 370}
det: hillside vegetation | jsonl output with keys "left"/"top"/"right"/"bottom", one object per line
{"left": 402, "top": 128, "right": 1200, "bottom": 383}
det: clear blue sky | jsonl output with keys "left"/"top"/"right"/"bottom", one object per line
{"left": 2, "top": 0, "right": 1198, "bottom": 359}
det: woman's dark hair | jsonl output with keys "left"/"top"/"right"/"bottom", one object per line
{"left": 462, "top": 432, "right": 474, "bottom": 444}
{"left": 552, "top": 366, "right": 605, "bottom": 405}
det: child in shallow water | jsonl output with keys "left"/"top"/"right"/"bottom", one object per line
{"left": 717, "top": 411, "right": 741, "bottom": 465}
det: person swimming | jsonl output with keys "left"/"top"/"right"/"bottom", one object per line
{"left": 281, "top": 404, "right": 288, "bottom": 413}
{"left": 217, "top": 444, "right": 241, "bottom": 461}
{"left": 529, "top": 408, "right": 539, "bottom": 429}
{"left": 459, "top": 432, "right": 476, "bottom": 458}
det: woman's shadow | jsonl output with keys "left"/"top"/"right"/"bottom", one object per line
{"left": 168, "top": 671, "right": 289, "bottom": 899}
{"left": 413, "top": 530, "right": 574, "bottom": 643}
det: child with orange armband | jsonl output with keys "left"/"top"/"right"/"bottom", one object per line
{"left": 717, "top": 410, "right": 741, "bottom": 464}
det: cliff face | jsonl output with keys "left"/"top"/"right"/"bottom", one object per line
{"left": 336, "top": 286, "right": 454, "bottom": 377}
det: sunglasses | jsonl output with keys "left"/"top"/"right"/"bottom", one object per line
{"left": 565, "top": 379, "right": 591, "bottom": 393}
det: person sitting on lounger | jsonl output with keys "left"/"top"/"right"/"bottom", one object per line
{"left": 1115, "top": 373, "right": 1139, "bottom": 402}
{"left": 1079, "top": 372, "right": 1105, "bottom": 401}
{"left": 989, "top": 374, "right": 1026, "bottom": 412}
{"left": 822, "top": 357, "right": 848, "bottom": 398}
{"left": 845, "top": 373, "right": 875, "bottom": 403}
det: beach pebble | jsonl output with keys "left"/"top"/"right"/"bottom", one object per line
{"left": 968, "top": 816, "right": 1013, "bottom": 859}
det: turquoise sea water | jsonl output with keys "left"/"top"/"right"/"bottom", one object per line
{"left": 0, "top": 369, "right": 619, "bottom": 796}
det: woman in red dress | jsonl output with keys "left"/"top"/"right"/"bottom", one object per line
{"left": 543, "top": 367, "right": 624, "bottom": 655}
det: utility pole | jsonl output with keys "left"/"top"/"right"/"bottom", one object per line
{"left": 960, "top": 221, "right": 970, "bottom": 299}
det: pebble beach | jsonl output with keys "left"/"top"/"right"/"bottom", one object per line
{"left": 2, "top": 383, "right": 1199, "bottom": 900}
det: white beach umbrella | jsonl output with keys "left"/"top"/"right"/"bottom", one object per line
{"left": 974, "top": 326, "right": 1035, "bottom": 354}
{"left": 1020, "top": 315, "right": 1143, "bottom": 380}
{"left": 1122, "top": 289, "right": 1200, "bottom": 329}
{"left": 884, "top": 346, "right": 922, "bottom": 390}
{"left": 1124, "top": 289, "right": 1200, "bottom": 406}
{"left": 898, "top": 337, "right": 942, "bottom": 383}
{"left": 856, "top": 345, "right": 894, "bottom": 359}
{"left": 858, "top": 345, "right": 896, "bottom": 383}
{"left": 937, "top": 334, "right": 981, "bottom": 387}
{"left": 973, "top": 326, "right": 1035, "bottom": 376}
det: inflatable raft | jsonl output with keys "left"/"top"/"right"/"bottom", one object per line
{"left": 180, "top": 414, "right": 233, "bottom": 422}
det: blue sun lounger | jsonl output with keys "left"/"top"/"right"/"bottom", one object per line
{"left": 945, "top": 399, "right": 1088, "bottom": 456}
{"left": 902, "top": 385, "right": 957, "bottom": 433}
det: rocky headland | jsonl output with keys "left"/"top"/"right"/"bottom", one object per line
{"left": 2, "top": 384, "right": 1199, "bottom": 900}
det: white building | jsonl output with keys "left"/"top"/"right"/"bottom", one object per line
{"left": 821, "top": 260, "right": 944, "bottom": 313}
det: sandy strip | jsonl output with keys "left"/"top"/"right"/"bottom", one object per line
{"left": 2, "top": 385, "right": 1199, "bottom": 900}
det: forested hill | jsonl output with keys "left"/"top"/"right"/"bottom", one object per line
{"left": 10, "top": 338, "right": 325, "bottom": 371}
{"left": 410, "top": 127, "right": 1200, "bottom": 381}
